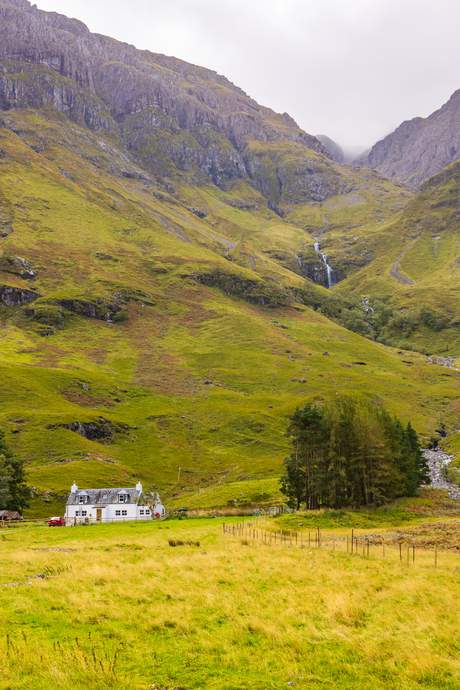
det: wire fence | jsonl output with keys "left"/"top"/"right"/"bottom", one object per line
{"left": 223, "top": 520, "right": 458, "bottom": 569}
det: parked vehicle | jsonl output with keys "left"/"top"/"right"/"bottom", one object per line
{"left": 48, "top": 516, "right": 66, "bottom": 527}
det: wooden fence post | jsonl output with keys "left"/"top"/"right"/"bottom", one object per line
{"left": 434, "top": 544, "right": 438, "bottom": 569}
{"left": 351, "top": 530, "right": 354, "bottom": 555}
{"left": 407, "top": 544, "right": 410, "bottom": 566}
{"left": 399, "top": 544, "right": 402, "bottom": 562}
{"left": 223, "top": 522, "right": 225, "bottom": 535}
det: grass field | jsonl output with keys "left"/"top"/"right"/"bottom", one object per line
{"left": 2, "top": 512, "right": 460, "bottom": 690}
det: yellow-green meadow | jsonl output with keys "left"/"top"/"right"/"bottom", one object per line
{"left": 2, "top": 516, "right": 460, "bottom": 690}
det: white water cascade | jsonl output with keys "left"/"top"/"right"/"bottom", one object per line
{"left": 314, "top": 242, "right": 337, "bottom": 288}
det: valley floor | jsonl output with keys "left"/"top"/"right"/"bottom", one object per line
{"left": 2, "top": 515, "right": 460, "bottom": 689}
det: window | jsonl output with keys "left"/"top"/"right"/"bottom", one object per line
{"left": 145, "top": 510, "right": 150, "bottom": 515}
{"left": 78, "top": 495, "right": 85, "bottom": 504}
{"left": 75, "top": 511, "right": 80, "bottom": 516}
{"left": 122, "top": 510, "right": 127, "bottom": 516}
{"left": 139, "top": 509, "right": 144, "bottom": 515}
{"left": 118, "top": 494, "right": 127, "bottom": 503}
{"left": 81, "top": 511, "right": 87, "bottom": 517}
{"left": 115, "top": 510, "right": 120, "bottom": 516}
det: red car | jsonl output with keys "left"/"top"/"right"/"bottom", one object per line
{"left": 48, "top": 516, "right": 66, "bottom": 527}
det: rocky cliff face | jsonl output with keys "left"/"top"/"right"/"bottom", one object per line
{"left": 0, "top": 0, "right": 337, "bottom": 205}
{"left": 365, "top": 90, "right": 460, "bottom": 186}
{"left": 315, "top": 134, "right": 344, "bottom": 163}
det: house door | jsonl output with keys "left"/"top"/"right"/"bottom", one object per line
{"left": 96, "top": 509, "right": 102, "bottom": 522}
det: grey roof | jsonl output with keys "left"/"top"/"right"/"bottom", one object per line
{"left": 66, "top": 487, "right": 141, "bottom": 506}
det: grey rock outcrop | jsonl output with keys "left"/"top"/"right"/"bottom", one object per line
{"left": 0, "top": 0, "right": 334, "bottom": 203}
{"left": 365, "top": 90, "right": 460, "bottom": 186}
{"left": 0, "top": 284, "right": 39, "bottom": 305}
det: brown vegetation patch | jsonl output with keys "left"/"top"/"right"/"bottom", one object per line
{"left": 135, "top": 351, "right": 196, "bottom": 396}
{"left": 178, "top": 303, "right": 217, "bottom": 336}
{"left": 62, "top": 388, "right": 114, "bottom": 408}
{"left": 34, "top": 343, "right": 69, "bottom": 368}
{"left": 87, "top": 347, "right": 108, "bottom": 365}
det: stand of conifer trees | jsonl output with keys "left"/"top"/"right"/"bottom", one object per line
{"left": 280, "top": 397, "right": 429, "bottom": 509}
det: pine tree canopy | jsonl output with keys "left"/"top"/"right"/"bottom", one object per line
{"left": 0, "top": 429, "right": 31, "bottom": 514}
{"left": 280, "top": 397, "right": 429, "bottom": 510}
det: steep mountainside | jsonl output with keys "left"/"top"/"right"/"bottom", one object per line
{"left": 0, "top": 0, "right": 459, "bottom": 515}
{"left": 316, "top": 135, "right": 344, "bottom": 163}
{"left": 366, "top": 90, "right": 460, "bottom": 187}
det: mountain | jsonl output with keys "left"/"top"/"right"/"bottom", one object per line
{"left": 365, "top": 90, "right": 460, "bottom": 187}
{"left": 315, "top": 135, "right": 344, "bottom": 163}
{"left": 0, "top": 0, "right": 459, "bottom": 515}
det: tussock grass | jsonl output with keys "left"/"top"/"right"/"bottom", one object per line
{"left": 2, "top": 518, "right": 460, "bottom": 689}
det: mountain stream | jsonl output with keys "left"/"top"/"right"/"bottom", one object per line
{"left": 314, "top": 242, "right": 337, "bottom": 288}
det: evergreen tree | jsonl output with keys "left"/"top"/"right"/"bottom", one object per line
{"left": 0, "top": 429, "right": 31, "bottom": 513}
{"left": 280, "top": 404, "right": 325, "bottom": 509}
{"left": 281, "top": 397, "right": 427, "bottom": 510}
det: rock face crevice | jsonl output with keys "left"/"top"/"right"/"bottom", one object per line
{"left": 0, "top": 0, "right": 334, "bottom": 203}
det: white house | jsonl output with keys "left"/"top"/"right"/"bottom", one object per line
{"left": 65, "top": 481, "right": 165, "bottom": 525}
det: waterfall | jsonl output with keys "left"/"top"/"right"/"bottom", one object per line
{"left": 362, "top": 298, "right": 374, "bottom": 313}
{"left": 314, "top": 242, "right": 337, "bottom": 288}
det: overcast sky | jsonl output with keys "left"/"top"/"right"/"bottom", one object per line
{"left": 35, "top": 0, "right": 460, "bottom": 152}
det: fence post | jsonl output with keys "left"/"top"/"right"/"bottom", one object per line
{"left": 367, "top": 539, "right": 369, "bottom": 558}
{"left": 407, "top": 544, "right": 410, "bottom": 566}
{"left": 351, "top": 530, "right": 354, "bottom": 555}
{"left": 399, "top": 544, "right": 402, "bottom": 562}
{"left": 434, "top": 544, "right": 438, "bottom": 569}
{"left": 223, "top": 522, "right": 225, "bottom": 535}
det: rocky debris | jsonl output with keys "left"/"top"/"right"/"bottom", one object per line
{"left": 0, "top": 284, "right": 39, "bottom": 306}
{"left": 34, "top": 548, "right": 77, "bottom": 552}
{"left": 422, "top": 449, "right": 459, "bottom": 496}
{"left": 427, "top": 355, "right": 459, "bottom": 371}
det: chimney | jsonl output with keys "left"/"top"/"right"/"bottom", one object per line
{"left": 136, "top": 480, "right": 142, "bottom": 493}
{"left": 71, "top": 481, "right": 78, "bottom": 493}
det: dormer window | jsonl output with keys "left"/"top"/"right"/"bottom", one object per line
{"left": 78, "top": 495, "right": 87, "bottom": 504}
{"left": 118, "top": 493, "right": 128, "bottom": 503}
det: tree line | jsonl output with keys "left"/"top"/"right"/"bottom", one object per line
{"left": 280, "top": 397, "right": 429, "bottom": 510}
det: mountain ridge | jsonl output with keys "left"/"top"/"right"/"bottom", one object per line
{"left": 364, "top": 89, "right": 460, "bottom": 187}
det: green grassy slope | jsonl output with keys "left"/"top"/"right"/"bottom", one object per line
{"left": 329, "top": 162, "right": 460, "bottom": 353}
{"left": 0, "top": 109, "right": 458, "bottom": 517}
